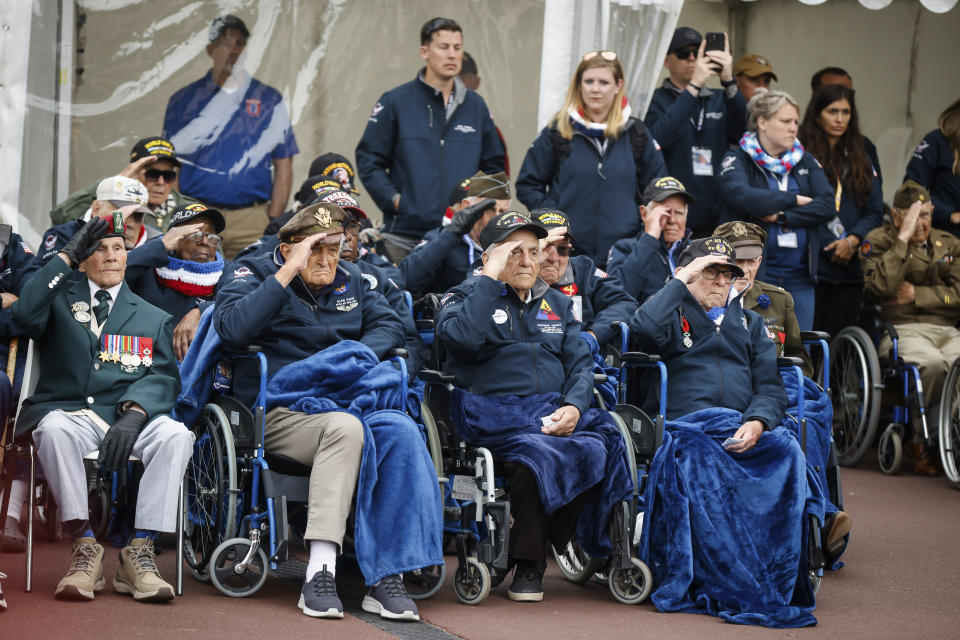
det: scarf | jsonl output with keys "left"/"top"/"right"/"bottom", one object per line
{"left": 739, "top": 131, "right": 805, "bottom": 175}
{"left": 155, "top": 253, "right": 224, "bottom": 297}
{"left": 568, "top": 95, "right": 632, "bottom": 139}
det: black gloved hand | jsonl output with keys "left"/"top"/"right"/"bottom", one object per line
{"left": 98, "top": 409, "right": 148, "bottom": 474}
{"left": 448, "top": 198, "right": 497, "bottom": 236}
{"left": 61, "top": 217, "right": 110, "bottom": 267}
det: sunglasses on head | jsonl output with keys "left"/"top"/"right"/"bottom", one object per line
{"left": 582, "top": 50, "right": 617, "bottom": 62}
{"left": 144, "top": 168, "right": 177, "bottom": 182}
{"left": 672, "top": 47, "right": 698, "bottom": 61}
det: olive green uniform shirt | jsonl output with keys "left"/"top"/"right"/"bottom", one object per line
{"left": 741, "top": 280, "right": 814, "bottom": 378}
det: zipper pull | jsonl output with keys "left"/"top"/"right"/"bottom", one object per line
{"left": 597, "top": 161, "right": 606, "bottom": 180}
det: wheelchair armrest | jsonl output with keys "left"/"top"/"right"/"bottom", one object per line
{"left": 881, "top": 322, "right": 899, "bottom": 341}
{"left": 777, "top": 356, "right": 805, "bottom": 368}
{"left": 243, "top": 345, "right": 263, "bottom": 354}
{"left": 419, "top": 369, "right": 456, "bottom": 384}
{"left": 387, "top": 348, "right": 408, "bottom": 359}
{"left": 594, "top": 373, "right": 608, "bottom": 385}
{"left": 800, "top": 331, "right": 830, "bottom": 342}
{"left": 621, "top": 351, "right": 661, "bottom": 365}
{"left": 414, "top": 319, "right": 435, "bottom": 331}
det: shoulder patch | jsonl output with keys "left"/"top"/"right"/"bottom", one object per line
{"left": 859, "top": 240, "right": 872, "bottom": 256}
{"left": 20, "top": 241, "right": 33, "bottom": 254}
{"left": 44, "top": 233, "right": 57, "bottom": 250}
{"left": 233, "top": 266, "right": 252, "bottom": 279}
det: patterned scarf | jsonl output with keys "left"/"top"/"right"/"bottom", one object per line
{"left": 155, "top": 253, "right": 223, "bottom": 297}
{"left": 568, "top": 95, "right": 632, "bottom": 138}
{"left": 739, "top": 130, "right": 805, "bottom": 175}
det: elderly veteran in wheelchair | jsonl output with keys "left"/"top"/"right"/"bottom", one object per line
{"left": 214, "top": 202, "right": 439, "bottom": 621}
{"left": 628, "top": 237, "right": 829, "bottom": 628}
{"left": 12, "top": 214, "right": 191, "bottom": 603}
{"left": 436, "top": 211, "right": 633, "bottom": 603}
{"left": 860, "top": 180, "right": 960, "bottom": 475}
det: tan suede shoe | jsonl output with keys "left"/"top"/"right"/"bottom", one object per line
{"left": 55, "top": 537, "right": 105, "bottom": 600}
{"left": 113, "top": 537, "right": 174, "bottom": 602}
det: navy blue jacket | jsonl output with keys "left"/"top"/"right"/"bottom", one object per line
{"left": 437, "top": 275, "right": 595, "bottom": 414}
{"left": 817, "top": 163, "right": 884, "bottom": 286}
{"left": 644, "top": 81, "right": 747, "bottom": 235}
{"left": 906, "top": 129, "right": 960, "bottom": 237}
{"left": 719, "top": 147, "right": 834, "bottom": 282}
{"left": 38, "top": 220, "right": 84, "bottom": 266}
{"left": 550, "top": 255, "right": 637, "bottom": 346}
{"left": 354, "top": 259, "right": 426, "bottom": 374}
{"left": 628, "top": 278, "right": 786, "bottom": 426}
{"left": 125, "top": 238, "right": 217, "bottom": 325}
{"left": 215, "top": 250, "right": 404, "bottom": 402}
{"left": 516, "top": 121, "right": 666, "bottom": 265}
{"left": 355, "top": 73, "right": 505, "bottom": 239}
{"left": 0, "top": 231, "right": 40, "bottom": 341}
{"left": 399, "top": 226, "right": 480, "bottom": 297}
{"left": 607, "top": 231, "right": 692, "bottom": 304}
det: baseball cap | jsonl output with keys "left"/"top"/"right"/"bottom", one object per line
{"left": 669, "top": 27, "right": 702, "bottom": 53}
{"left": 448, "top": 171, "right": 511, "bottom": 206}
{"left": 308, "top": 153, "right": 359, "bottom": 195}
{"left": 167, "top": 203, "right": 226, "bottom": 233}
{"left": 278, "top": 203, "right": 347, "bottom": 244}
{"left": 677, "top": 236, "right": 744, "bottom": 278}
{"left": 892, "top": 180, "right": 932, "bottom": 210}
{"left": 478, "top": 211, "right": 547, "bottom": 251}
{"left": 531, "top": 208, "right": 576, "bottom": 245}
{"left": 129, "top": 137, "right": 180, "bottom": 166}
{"left": 95, "top": 176, "right": 152, "bottom": 214}
{"left": 295, "top": 175, "right": 343, "bottom": 206}
{"left": 733, "top": 54, "right": 778, "bottom": 81}
{"left": 713, "top": 221, "right": 767, "bottom": 260}
{"left": 209, "top": 14, "right": 249, "bottom": 43}
{"left": 316, "top": 190, "right": 368, "bottom": 219}
{"left": 641, "top": 176, "right": 695, "bottom": 205}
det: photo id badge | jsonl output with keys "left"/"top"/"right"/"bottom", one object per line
{"left": 777, "top": 230, "right": 799, "bottom": 248}
{"left": 827, "top": 215, "right": 846, "bottom": 239}
{"left": 572, "top": 295, "right": 583, "bottom": 322}
{"left": 692, "top": 147, "right": 713, "bottom": 176}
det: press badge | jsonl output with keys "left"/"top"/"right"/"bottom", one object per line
{"left": 777, "top": 230, "right": 798, "bottom": 248}
{"left": 827, "top": 215, "right": 846, "bottom": 239}
{"left": 571, "top": 295, "right": 583, "bottom": 322}
{"left": 692, "top": 147, "right": 713, "bottom": 176}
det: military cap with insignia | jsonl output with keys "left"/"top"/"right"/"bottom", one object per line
{"left": 531, "top": 208, "right": 576, "bottom": 244}
{"left": 167, "top": 202, "right": 226, "bottom": 232}
{"left": 641, "top": 175, "right": 695, "bottom": 205}
{"left": 478, "top": 210, "right": 547, "bottom": 250}
{"left": 295, "top": 175, "right": 343, "bottom": 207}
{"left": 677, "top": 236, "right": 744, "bottom": 277}
{"left": 892, "top": 179, "right": 932, "bottom": 209}
{"left": 278, "top": 202, "right": 348, "bottom": 244}
{"left": 448, "top": 170, "right": 511, "bottom": 205}
{"left": 713, "top": 221, "right": 767, "bottom": 260}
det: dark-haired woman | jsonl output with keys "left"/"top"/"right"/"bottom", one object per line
{"left": 800, "top": 84, "right": 883, "bottom": 337}
{"left": 906, "top": 98, "right": 960, "bottom": 238}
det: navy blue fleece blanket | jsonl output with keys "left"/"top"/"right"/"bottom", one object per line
{"left": 450, "top": 390, "right": 632, "bottom": 556}
{"left": 264, "top": 341, "right": 442, "bottom": 585}
{"left": 640, "top": 407, "right": 825, "bottom": 628}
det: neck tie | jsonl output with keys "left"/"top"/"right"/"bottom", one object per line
{"left": 93, "top": 289, "right": 112, "bottom": 326}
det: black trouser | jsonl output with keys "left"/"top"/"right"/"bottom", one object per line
{"left": 814, "top": 282, "right": 863, "bottom": 339}
{"left": 506, "top": 462, "right": 591, "bottom": 562}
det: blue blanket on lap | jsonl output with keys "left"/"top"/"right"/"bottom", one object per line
{"left": 450, "top": 390, "right": 633, "bottom": 557}
{"left": 640, "top": 407, "right": 825, "bottom": 628}
{"left": 264, "top": 341, "right": 442, "bottom": 585}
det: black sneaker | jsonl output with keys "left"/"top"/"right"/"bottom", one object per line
{"left": 507, "top": 560, "right": 545, "bottom": 602}
{"left": 361, "top": 574, "right": 419, "bottom": 621}
{"left": 298, "top": 566, "right": 343, "bottom": 619}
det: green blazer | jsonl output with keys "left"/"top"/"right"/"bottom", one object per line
{"left": 12, "top": 255, "right": 180, "bottom": 437}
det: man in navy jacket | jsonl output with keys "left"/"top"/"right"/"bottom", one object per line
{"left": 644, "top": 27, "right": 747, "bottom": 238}
{"left": 355, "top": 17, "right": 505, "bottom": 261}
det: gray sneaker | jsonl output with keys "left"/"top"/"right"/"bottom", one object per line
{"left": 298, "top": 566, "right": 343, "bottom": 619}
{"left": 361, "top": 574, "right": 419, "bottom": 621}
{"left": 1, "top": 518, "right": 25, "bottom": 553}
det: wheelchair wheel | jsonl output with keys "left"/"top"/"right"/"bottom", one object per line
{"left": 419, "top": 401, "right": 445, "bottom": 481}
{"left": 938, "top": 360, "right": 960, "bottom": 485}
{"left": 453, "top": 557, "right": 491, "bottom": 605}
{"left": 830, "top": 327, "right": 882, "bottom": 466}
{"left": 88, "top": 483, "right": 110, "bottom": 540}
{"left": 403, "top": 563, "right": 446, "bottom": 600}
{"left": 208, "top": 537, "right": 269, "bottom": 598}
{"left": 878, "top": 424, "right": 903, "bottom": 475}
{"left": 552, "top": 539, "right": 606, "bottom": 585}
{"left": 608, "top": 557, "right": 653, "bottom": 605}
{"left": 183, "top": 404, "right": 238, "bottom": 582}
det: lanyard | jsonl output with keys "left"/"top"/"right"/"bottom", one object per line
{"left": 667, "top": 240, "right": 680, "bottom": 273}
{"left": 464, "top": 234, "right": 476, "bottom": 265}
{"left": 835, "top": 181, "right": 843, "bottom": 212}
{"left": 689, "top": 103, "right": 706, "bottom": 134}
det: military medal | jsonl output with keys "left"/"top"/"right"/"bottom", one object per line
{"left": 681, "top": 315, "right": 693, "bottom": 348}
{"left": 71, "top": 301, "right": 89, "bottom": 312}
{"left": 74, "top": 310, "right": 91, "bottom": 322}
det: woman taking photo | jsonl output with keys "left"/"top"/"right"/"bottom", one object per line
{"left": 906, "top": 98, "right": 960, "bottom": 238}
{"left": 799, "top": 84, "right": 883, "bottom": 337}
{"left": 516, "top": 51, "right": 666, "bottom": 265}
{"left": 719, "top": 89, "right": 833, "bottom": 331}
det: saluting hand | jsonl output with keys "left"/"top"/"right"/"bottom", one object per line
{"left": 120, "top": 155, "right": 157, "bottom": 182}
{"left": 897, "top": 200, "right": 923, "bottom": 244}
{"left": 161, "top": 223, "right": 204, "bottom": 252}
{"left": 481, "top": 239, "right": 522, "bottom": 282}
{"left": 275, "top": 233, "right": 327, "bottom": 287}
{"left": 540, "top": 225, "right": 568, "bottom": 251}
{"left": 674, "top": 254, "right": 729, "bottom": 284}
{"left": 642, "top": 203, "right": 672, "bottom": 239}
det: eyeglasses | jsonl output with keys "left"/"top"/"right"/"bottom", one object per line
{"left": 345, "top": 221, "right": 362, "bottom": 234}
{"left": 583, "top": 50, "right": 617, "bottom": 62}
{"left": 672, "top": 48, "right": 698, "bottom": 61}
{"left": 185, "top": 231, "right": 223, "bottom": 247}
{"left": 545, "top": 243, "right": 571, "bottom": 257}
{"left": 700, "top": 267, "right": 737, "bottom": 282}
{"left": 144, "top": 168, "right": 177, "bottom": 183}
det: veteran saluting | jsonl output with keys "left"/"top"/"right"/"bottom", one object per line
{"left": 11, "top": 213, "right": 192, "bottom": 603}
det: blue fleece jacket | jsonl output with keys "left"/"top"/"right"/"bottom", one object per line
{"left": 905, "top": 129, "right": 960, "bottom": 237}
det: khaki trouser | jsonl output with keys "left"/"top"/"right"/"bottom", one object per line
{"left": 263, "top": 407, "right": 364, "bottom": 546}
{"left": 878, "top": 322, "right": 960, "bottom": 414}
{"left": 219, "top": 202, "right": 271, "bottom": 259}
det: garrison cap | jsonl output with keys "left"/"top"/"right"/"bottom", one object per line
{"left": 448, "top": 171, "right": 511, "bottom": 206}
{"left": 278, "top": 202, "right": 347, "bottom": 244}
{"left": 892, "top": 180, "right": 932, "bottom": 210}
{"left": 479, "top": 211, "right": 547, "bottom": 251}
{"left": 713, "top": 221, "right": 766, "bottom": 260}
{"left": 677, "top": 236, "right": 744, "bottom": 278}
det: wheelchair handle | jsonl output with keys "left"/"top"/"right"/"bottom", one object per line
{"left": 418, "top": 369, "right": 457, "bottom": 384}
{"left": 799, "top": 331, "right": 830, "bottom": 342}
{"left": 621, "top": 351, "right": 661, "bottom": 365}
{"left": 386, "top": 347, "right": 409, "bottom": 359}
{"left": 777, "top": 356, "right": 805, "bottom": 368}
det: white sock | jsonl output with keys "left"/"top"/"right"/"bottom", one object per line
{"left": 305, "top": 540, "right": 338, "bottom": 582}
{"left": 2, "top": 479, "right": 29, "bottom": 524}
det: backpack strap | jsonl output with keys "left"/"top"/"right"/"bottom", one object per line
{"left": 549, "top": 124, "right": 573, "bottom": 172}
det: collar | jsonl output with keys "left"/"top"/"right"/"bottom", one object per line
{"left": 416, "top": 68, "right": 466, "bottom": 107}
{"left": 663, "top": 77, "right": 713, "bottom": 97}
{"left": 87, "top": 278, "right": 123, "bottom": 304}
{"left": 504, "top": 277, "right": 550, "bottom": 303}
{"left": 555, "top": 262, "right": 575, "bottom": 287}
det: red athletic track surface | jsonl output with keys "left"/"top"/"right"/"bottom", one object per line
{"left": 2, "top": 459, "right": 959, "bottom": 640}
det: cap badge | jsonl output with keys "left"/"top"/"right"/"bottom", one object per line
{"left": 732, "top": 222, "right": 748, "bottom": 238}
{"left": 314, "top": 208, "right": 332, "bottom": 227}
{"left": 757, "top": 57, "right": 767, "bottom": 66}
{"left": 538, "top": 212, "right": 567, "bottom": 226}
{"left": 703, "top": 237, "right": 732, "bottom": 255}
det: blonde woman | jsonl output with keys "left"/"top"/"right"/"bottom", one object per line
{"left": 516, "top": 51, "right": 666, "bottom": 265}
{"left": 906, "top": 98, "right": 960, "bottom": 238}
